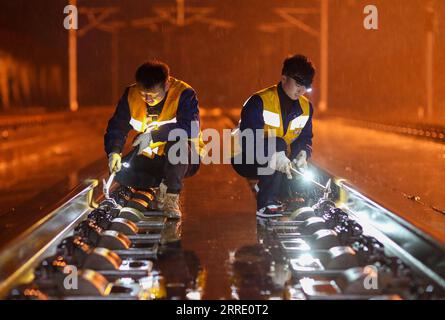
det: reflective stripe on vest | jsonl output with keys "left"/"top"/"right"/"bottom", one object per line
{"left": 256, "top": 85, "right": 310, "bottom": 145}
{"left": 127, "top": 77, "right": 205, "bottom": 158}
{"left": 230, "top": 85, "right": 310, "bottom": 158}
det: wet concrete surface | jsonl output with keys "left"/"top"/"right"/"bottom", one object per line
{"left": 313, "top": 118, "right": 445, "bottom": 243}
{"left": 180, "top": 114, "right": 257, "bottom": 299}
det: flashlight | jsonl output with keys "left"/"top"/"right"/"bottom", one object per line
{"left": 302, "top": 170, "right": 315, "bottom": 182}
{"left": 290, "top": 167, "right": 326, "bottom": 190}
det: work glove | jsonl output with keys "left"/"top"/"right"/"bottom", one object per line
{"left": 132, "top": 132, "right": 153, "bottom": 155}
{"left": 292, "top": 150, "right": 308, "bottom": 172}
{"left": 108, "top": 152, "right": 121, "bottom": 173}
{"left": 273, "top": 151, "right": 293, "bottom": 179}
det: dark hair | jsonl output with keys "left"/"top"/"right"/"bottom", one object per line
{"left": 135, "top": 60, "right": 170, "bottom": 89}
{"left": 282, "top": 54, "right": 315, "bottom": 88}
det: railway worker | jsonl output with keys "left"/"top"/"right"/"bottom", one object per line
{"left": 104, "top": 59, "right": 205, "bottom": 219}
{"left": 231, "top": 54, "right": 315, "bottom": 218}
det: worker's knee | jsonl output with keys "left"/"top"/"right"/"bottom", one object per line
{"left": 164, "top": 140, "right": 199, "bottom": 165}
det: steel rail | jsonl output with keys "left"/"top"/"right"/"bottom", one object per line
{"left": 0, "top": 179, "right": 98, "bottom": 298}
{"left": 1, "top": 161, "right": 445, "bottom": 297}
{"left": 308, "top": 161, "right": 445, "bottom": 292}
{"left": 336, "top": 180, "right": 445, "bottom": 291}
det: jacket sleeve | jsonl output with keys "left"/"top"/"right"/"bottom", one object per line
{"left": 104, "top": 87, "right": 132, "bottom": 155}
{"left": 240, "top": 95, "right": 287, "bottom": 153}
{"left": 151, "top": 88, "right": 200, "bottom": 143}
{"left": 290, "top": 102, "right": 314, "bottom": 160}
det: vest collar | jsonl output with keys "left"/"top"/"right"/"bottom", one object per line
{"left": 277, "top": 82, "right": 301, "bottom": 117}
{"left": 277, "top": 82, "right": 299, "bottom": 103}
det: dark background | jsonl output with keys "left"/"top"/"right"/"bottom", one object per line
{"left": 0, "top": 0, "right": 444, "bottom": 123}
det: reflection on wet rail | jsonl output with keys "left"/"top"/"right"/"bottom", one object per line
{"left": 1, "top": 165, "right": 445, "bottom": 300}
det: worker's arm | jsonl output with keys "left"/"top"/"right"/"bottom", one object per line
{"left": 240, "top": 95, "right": 263, "bottom": 131}
{"left": 104, "top": 87, "right": 132, "bottom": 155}
{"left": 290, "top": 102, "right": 314, "bottom": 160}
{"left": 151, "top": 88, "right": 200, "bottom": 142}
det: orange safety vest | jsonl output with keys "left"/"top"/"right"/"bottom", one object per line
{"left": 231, "top": 85, "right": 310, "bottom": 157}
{"left": 127, "top": 77, "right": 205, "bottom": 158}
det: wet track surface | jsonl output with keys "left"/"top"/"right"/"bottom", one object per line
{"left": 1, "top": 109, "right": 445, "bottom": 299}
{"left": 0, "top": 110, "right": 260, "bottom": 299}
{"left": 180, "top": 114, "right": 257, "bottom": 299}
{"left": 313, "top": 118, "right": 445, "bottom": 242}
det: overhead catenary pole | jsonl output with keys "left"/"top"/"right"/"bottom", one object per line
{"left": 425, "top": 0, "right": 435, "bottom": 120}
{"left": 68, "top": 0, "right": 78, "bottom": 111}
{"left": 319, "top": 0, "right": 328, "bottom": 113}
{"left": 177, "top": 0, "right": 185, "bottom": 27}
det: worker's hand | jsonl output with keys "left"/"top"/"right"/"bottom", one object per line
{"left": 108, "top": 152, "right": 121, "bottom": 173}
{"left": 292, "top": 150, "right": 308, "bottom": 172}
{"left": 132, "top": 132, "right": 153, "bottom": 155}
{"left": 274, "top": 151, "right": 293, "bottom": 179}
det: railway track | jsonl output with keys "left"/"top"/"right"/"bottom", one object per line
{"left": 328, "top": 116, "right": 445, "bottom": 144}
{"left": 0, "top": 163, "right": 444, "bottom": 300}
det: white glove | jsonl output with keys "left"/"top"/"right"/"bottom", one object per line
{"left": 132, "top": 132, "right": 153, "bottom": 155}
{"left": 293, "top": 150, "right": 308, "bottom": 172}
{"left": 108, "top": 152, "right": 121, "bottom": 173}
{"left": 274, "top": 151, "right": 293, "bottom": 179}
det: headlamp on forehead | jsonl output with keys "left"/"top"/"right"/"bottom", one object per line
{"left": 288, "top": 73, "right": 313, "bottom": 92}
